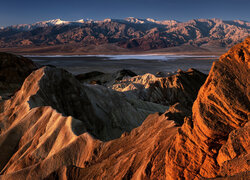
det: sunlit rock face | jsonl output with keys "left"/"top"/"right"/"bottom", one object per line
{"left": 165, "top": 37, "right": 250, "bottom": 179}
{"left": 0, "top": 65, "right": 168, "bottom": 179}
{"left": 77, "top": 68, "right": 207, "bottom": 125}
{"left": 111, "top": 68, "right": 207, "bottom": 107}
{"left": 0, "top": 37, "right": 249, "bottom": 180}
{"left": 0, "top": 66, "right": 167, "bottom": 141}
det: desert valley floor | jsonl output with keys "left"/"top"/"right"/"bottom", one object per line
{"left": 27, "top": 54, "right": 218, "bottom": 75}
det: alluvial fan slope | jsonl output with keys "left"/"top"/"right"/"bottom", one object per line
{"left": 0, "top": 37, "right": 249, "bottom": 180}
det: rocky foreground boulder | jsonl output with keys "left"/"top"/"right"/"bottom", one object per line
{"left": 0, "top": 37, "right": 249, "bottom": 179}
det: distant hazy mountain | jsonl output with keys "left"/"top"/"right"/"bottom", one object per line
{"left": 0, "top": 18, "right": 249, "bottom": 52}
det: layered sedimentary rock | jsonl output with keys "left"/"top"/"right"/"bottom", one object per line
{"left": 165, "top": 37, "right": 250, "bottom": 179}
{"left": 217, "top": 121, "right": 250, "bottom": 177}
{"left": 44, "top": 113, "right": 177, "bottom": 180}
{"left": 78, "top": 68, "right": 207, "bottom": 119}
{"left": 0, "top": 37, "right": 249, "bottom": 179}
{"left": 0, "top": 66, "right": 167, "bottom": 141}
{"left": 0, "top": 52, "right": 37, "bottom": 100}
{"left": 111, "top": 68, "right": 207, "bottom": 107}
{"left": 46, "top": 37, "right": 249, "bottom": 179}
{"left": 0, "top": 65, "right": 169, "bottom": 178}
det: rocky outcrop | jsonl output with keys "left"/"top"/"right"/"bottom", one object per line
{"left": 77, "top": 68, "right": 206, "bottom": 125}
{"left": 165, "top": 37, "right": 250, "bottom": 179}
{"left": 217, "top": 121, "right": 250, "bottom": 177}
{"left": 42, "top": 37, "right": 250, "bottom": 180}
{"left": 44, "top": 113, "right": 177, "bottom": 180}
{"left": 80, "top": 68, "right": 207, "bottom": 107}
{"left": 0, "top": 66, "right": 167, "bottom": 141}
{"left": 0, "top": 111, "right": 176, "bottom": 180}
{"left": 0, "top": 52, "right": 37, "bottom": 100}
{"left": 112, "top": 69, "right": 207, "bottom": 116}
{"left": 0, "top": 64, "right": 167, "bottom": 179}
{"left": 0, "top": 65, "right": 169, "bottom": 176}
{"left": 0, "top": 37, "right": 249, "bottom": 179}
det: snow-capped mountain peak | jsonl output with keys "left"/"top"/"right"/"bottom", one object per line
{"left": 1, "top": 17, "right": 180, "bottom": 31}
{"left": 125, "top": 17, "right": 146, "bottom": 24}
{"left": 123, "top": 17, "right": 178, "bottom": 25}
{"left": 146, "top": 18, "right": 157, "bottom": 23}
{"left": 76, "top": 19, "right": 85, "bottom": 23}
{"left": 2, "top": 18, "right": 248, "bottom": 32}
{"left": 44, "top": 19, "right": 69, "bottom": 25}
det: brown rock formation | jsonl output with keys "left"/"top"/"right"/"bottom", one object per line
{"left": 111, "top": 68, "right": 207, "bottom": 125}
{"left": 112, "top": 68, "right": 207, "bottom": 107}
{"left": 0, "top": 37, "right": 249, "bottom": 179}
{"left": 0, "top": 65, "right": 169, "bottom": 178}
{"left": 165, "top": 37, "right": 250, "bottom": 179}
{"left": 77, "top": 68, "right": 206, "bottom": 125}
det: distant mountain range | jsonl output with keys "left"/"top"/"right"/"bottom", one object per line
{"left": 0, "top": 18, "right": 249, "bottom": 53}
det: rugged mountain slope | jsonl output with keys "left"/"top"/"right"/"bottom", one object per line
{"left": 46, "top": 38, "right": 249, "bottom": 179}
{"left": 0, "top": 65, "right": 169, "bottom": 178}
{"left": 111, "top": 68, "right": 207, "bottom": 107}
{"left": 165, "top": 37, "right": 250, "bottom": 179}
{"left": 76, "top": 68, "right": 207, "bottom": 125}
{"left": 0, "top": 37, "right": 249, "bottom": 179}
{"left": 0, "top": 66, "right": 167, "bottom": 141}
{"left": 0, "top": 18, "right": 249, "bottom": 52}
{"left": 76, "top": 68, "right": 207, "bottom": 124}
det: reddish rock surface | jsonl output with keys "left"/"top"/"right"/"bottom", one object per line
{"left": 165, "top": 37, "right": 250, "bottom": 179}
{"left": 0, "top": 37, "right": 249, "bottom": 179}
